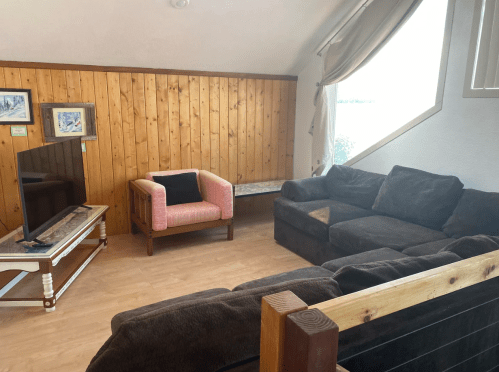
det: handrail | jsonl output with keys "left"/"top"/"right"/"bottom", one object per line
{"left": 259, "top": 249, "right": 499, "bottom": 372}
{"left": 311, "top": 249, "right": 499, "bottom": 331}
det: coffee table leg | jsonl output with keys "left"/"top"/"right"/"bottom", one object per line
{"left": 40, "top": 262, "right": 55, "bottom": 312}
{"left": 99, "top": 214, "right": 108, "bottom": 249}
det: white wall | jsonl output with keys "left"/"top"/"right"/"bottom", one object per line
{"left": 293, "top": 0, "right": 499, "bottom": 192}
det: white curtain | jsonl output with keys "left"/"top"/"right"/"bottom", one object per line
{"left": 309, "top": 0, "right": 424, "bottom": 176}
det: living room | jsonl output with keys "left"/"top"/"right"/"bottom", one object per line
{"left": 1, "top": 0, "right": 499, "bottom": 371}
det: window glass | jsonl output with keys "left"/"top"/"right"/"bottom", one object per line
{"left": 330, "top": 0, "right": 449, "bottom": 164}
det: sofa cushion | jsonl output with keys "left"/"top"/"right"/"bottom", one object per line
{"left": 329, "top": 216, "right": 448, "bottom": 254}
{"left": 111, "top": 288, "right": 230, "bottom": 334}
{"left": 442, "top": 189, "right": 499, "bottom": 238}
{"left": 166, "top": 201, "right": 221, "bottom": 228}
{"left": 274, "top": 197, "right": 375, "bottom": 242}
{"left": 326, "top": 165, "right": 386, "bottom": 209}
{"left": 333, "top": 252, "right": 462, "bottom": 295}
{"left": 281, "top": 176, "right": 329, "bottom": 202}
{"left": 402, "top": 238, "right": 456, "bottom": 257}
{"left": 440, "top": 235, "right": 499, "bottom": 259}
{"left": 372, "top": 165, "right": 464, "bottom": 230}
{"left": 233, "top": 267, "right": 335, "bottom": 291}
{"left": 86, "top": 277, "right": 342, "bottom": 372}
{"left": 153, "top": 172, "right": 203, "bottom": 206}
{"left": 321, "top": 248, "right": 408, "bottom": 272}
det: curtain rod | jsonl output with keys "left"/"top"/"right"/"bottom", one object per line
{"left": 316, "top": 0, "right": 375, "bottom": 56}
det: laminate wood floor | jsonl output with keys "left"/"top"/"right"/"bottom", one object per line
{"left": 0, "top": 212, "right": 311, "bottom": 372}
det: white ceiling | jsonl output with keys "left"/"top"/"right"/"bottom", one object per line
{"left": 0, "top": 0, "right": 359, "bottom": 76}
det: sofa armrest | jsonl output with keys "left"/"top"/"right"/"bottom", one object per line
{"left": 132, "top": 179, "right": 168, "bottom": 231}
{"left": 281, "top": 176, "right": 329, "bottom": 202}
{"left": 198, "top": 170, "right": 233, "bottom": 219}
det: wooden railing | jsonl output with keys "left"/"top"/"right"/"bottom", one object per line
{"left": 259, "top": 250, "right": 499, "bottom": 372}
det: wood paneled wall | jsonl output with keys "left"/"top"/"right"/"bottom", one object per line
{"left": 0, "top": 65, "right": 297, "bottom": 237}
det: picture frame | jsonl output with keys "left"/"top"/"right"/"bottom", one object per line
{"left": 40, "top": 103, "right": 96, "bottom": 142}
{"left": 0, "top": 88, "right": 34, "bottom": 125}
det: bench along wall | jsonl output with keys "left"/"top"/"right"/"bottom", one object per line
{"left": 0, "top": 62, "right": 297, "bottom": 237}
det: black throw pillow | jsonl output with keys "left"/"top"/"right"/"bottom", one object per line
{"left": 153, "top": 172, "right": 203, "bottom": 206}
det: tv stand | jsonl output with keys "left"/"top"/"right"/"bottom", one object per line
{"left": 0, "top": 205, "right": 109, "bottom": 312}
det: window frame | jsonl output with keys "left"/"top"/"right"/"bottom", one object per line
{"left": 339, "top": 0, "right": 456, "bottom": 167}
{"left": 463, "top": 0, "right": 499, "bottom": 98}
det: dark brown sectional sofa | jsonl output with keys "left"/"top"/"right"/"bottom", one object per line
{"left": 275, "top": 164, "right": 499, "bottom": 265}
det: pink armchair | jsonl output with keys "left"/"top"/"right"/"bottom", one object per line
{"left": 129, "top": 169, "right": 234, "bottom": 256}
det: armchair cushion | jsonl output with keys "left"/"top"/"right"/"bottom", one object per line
{"left": 152, "top": 172, "right": 202, "bottom": 206}
{"left": 167, "top": 201, "right": 221, "bottom": 227}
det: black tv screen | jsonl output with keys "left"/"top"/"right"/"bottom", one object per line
{"left": 17, "top": 138, "right": 87, "bottom": 242}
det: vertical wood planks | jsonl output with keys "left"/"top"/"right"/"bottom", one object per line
{"left": 168, "top": 75, "right": 181, "bottom": 170}
{"left": 120, "top": 73, "right": 138, "bottom": 181}
{"left": 246, "top": 79, "right": 256, "bottom": 183}
{"left": 94, "top": 71, "right": 116, "bottom": 235}
{"left": 270, "top": 80, "right": 281, "bottom": 180}
{"left": 263, "top": 80, "right": 273, "bottom": 181}
{"left": 278, "top": 81, "right": 289, "bottom": 180}
{"left": 237, "top": 78, "right": 247, "bottom": 183}
{"left": 200, "top": 77, "right": 211, "bottom": 171}
{"left": 254, "top": 80, "right": 265, "bottom": 182}
{"left": 132, "top": 73, "right": 148, "bottom": 179}
{"left": 228, "top": 78, "right": 238, "bottom": 185}
{"left": 0, "top": 64, "right": 297, "bottom": 238}
{"left": 107, "top": 72, "right": 128, "bottom": 234}
{"left": 145, "top": 74, "right": 159, "bottom": 172}
{"left": 286, "top": 81, "right": 297, "bottom": 180}
{"left": 178, "top": 75, "right": 191, "bottom": 169}
{"left": 209, "top": 77, "right": 220, "bottom": 176}
{"left": 219, "top": 78, "right": 229, "bottom": 180}
{"left": 156, "top": 75, "right": 170, "bottom": 171}
{"left": 189, "top": 76, "right": 201, "bottom": 170}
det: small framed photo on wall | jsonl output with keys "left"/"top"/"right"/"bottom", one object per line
{"left": 0, "top": 89, "right": 34, "bottom": 125}
{"left": 40, "top": 103, "right": 96, "bottom": 142}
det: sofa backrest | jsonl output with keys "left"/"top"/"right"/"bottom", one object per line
{"left": 86, "top": 277, "right": 341, "bottom": 372}
{"left": 442, "top": 188, "right": 499, "bottom": 238}
{"left": 325, "top": 165, "right": 386, "bottom": 210}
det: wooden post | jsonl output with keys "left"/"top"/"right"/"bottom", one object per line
{"left": 283, "top": 309, "right": 339, "bottom": 372}
{"left": 260, "top": 291, "right": 308, "bottom": 372}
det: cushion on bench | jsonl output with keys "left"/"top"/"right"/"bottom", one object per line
{"left": 329, "top": 216, "right": 448, "bottom": 254}
{"left": 442, "top": 189, "right": 499, "bottom": 238}
{"left": 321, "top": 248, "right": 408, "bottom": 272}
{"left": 233, "top": 266, "right": 335, "bottom": 291}
{"left": 402, "top": 238, "right": 456, "bottom": 257}
{"left": 87, "top": 278, "right": 342, "bottom": 372}
{"left": 372, "top": 165, "right": 464, "bottom": 230}
{"left": 333, "top": 252, "right": 462, "bottom": 295}
{"left": 274, "top": 197, "right": 375, "bottom": 242}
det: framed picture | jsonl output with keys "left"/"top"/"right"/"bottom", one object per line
{"left": 0, "top": 89, "right": 34, "bottom": 125}
{"left": 40, "top": 103, "right": 96, "bottom": 142}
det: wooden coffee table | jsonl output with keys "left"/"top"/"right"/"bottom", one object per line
{"left": 0, "top": 205, "right": 108, "bottom": 312}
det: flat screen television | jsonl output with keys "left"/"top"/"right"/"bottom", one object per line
{"left": 17, "top": 138, "right": 87, "bottom": 242}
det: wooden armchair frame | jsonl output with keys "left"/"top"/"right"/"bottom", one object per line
{"left": 260, "top": 249, "right": 499, "bottom": 372}
{"left": 129, "top": 180, "right": 234, "bottom": 256}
